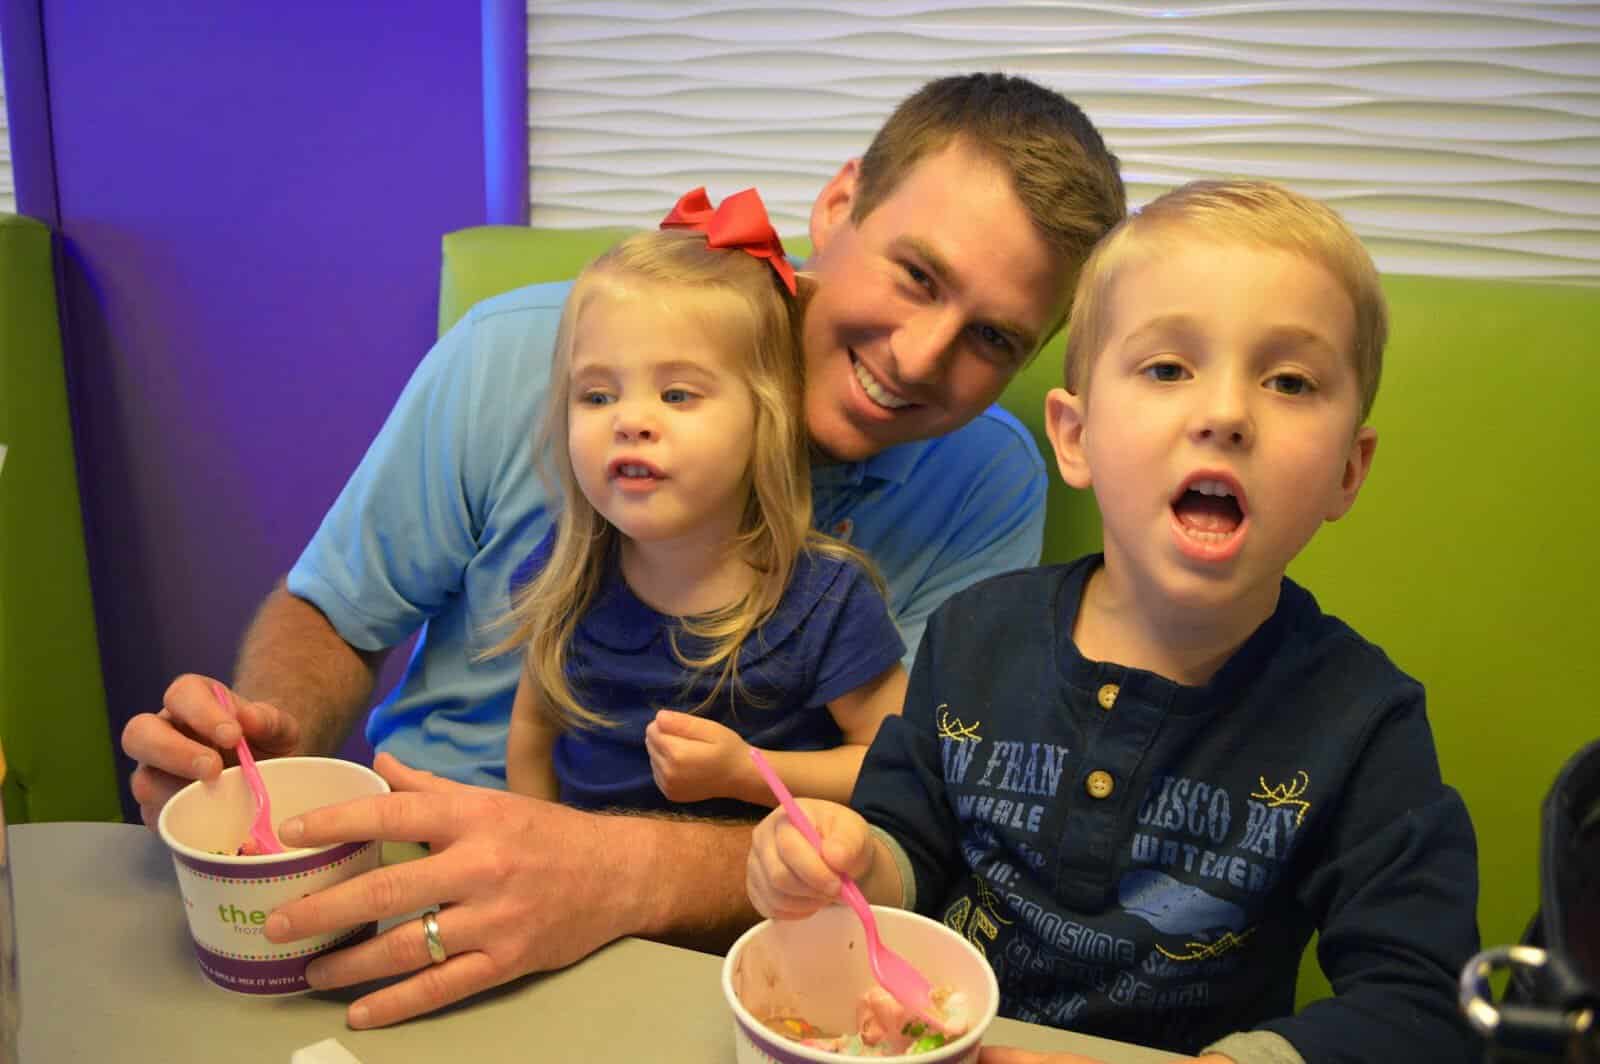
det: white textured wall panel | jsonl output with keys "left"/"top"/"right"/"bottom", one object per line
{"left": 528, "top": 1, "right": 1600, "bottom": 282}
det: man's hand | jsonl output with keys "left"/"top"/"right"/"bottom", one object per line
{"left": 746, "top": 797, "right": 881, "bottom": 918}
{"left": 123, "top": 673, "right": 302, "bottom": 830}
{"left": 644, "top": 709, "right": 750, "bottom": 804}
{"left": 262, "top": 752, "right": 749, "bottom": 1029}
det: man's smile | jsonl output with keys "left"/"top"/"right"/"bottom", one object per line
{"left": 850, "top": 352, "right": 914, "bottom": 411}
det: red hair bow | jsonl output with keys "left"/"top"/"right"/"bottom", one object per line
{"left": 659, "top": 186, "right": 797, "bottom": 296}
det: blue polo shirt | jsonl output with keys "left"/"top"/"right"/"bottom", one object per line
{"left": 289, "top": 280, "right": 1046, "bottom": 788}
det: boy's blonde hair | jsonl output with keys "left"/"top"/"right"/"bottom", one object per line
{"left": 1063, "top": 179, "right": 1388, "bottom": 420}
{"left": 491, "top": 228, "right": 875, "bottom": 732}
{"left": 853, "top": 73, "right": 1126, "bottom": 326}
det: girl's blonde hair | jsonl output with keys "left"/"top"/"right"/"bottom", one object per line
{"left": 1063, "top": 179, "right": 1388, "bottom": 421}
{"left": 489, "top": 228, "right": 878, "bottom": 731}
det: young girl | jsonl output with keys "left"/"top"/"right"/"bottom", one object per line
{"left": 493, "top": 187, "right": 908, "bottom": 819}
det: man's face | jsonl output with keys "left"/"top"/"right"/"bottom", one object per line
{"left": 800, "top": 141, "right": 1071, "bottom": 462}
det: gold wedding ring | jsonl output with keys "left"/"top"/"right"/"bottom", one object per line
{"left": 422, "top": 909, "right": 447, "bottom": 965}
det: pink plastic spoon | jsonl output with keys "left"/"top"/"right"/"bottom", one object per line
{"left": 748, "top": 748, "right": 949, "bottom": 1034}
{"left": 212, "top": 682, "right": 284, "bottom": 854}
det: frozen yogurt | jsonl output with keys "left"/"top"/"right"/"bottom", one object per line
{"left": 765, "top": 985, "right": 971, "bottom": 1057}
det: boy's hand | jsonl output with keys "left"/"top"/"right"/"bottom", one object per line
{"left": 645, "top": 709, "right": 749, "bottom": 804}
{"left": 747, "top": 797, "right": 875, "bottom": 919}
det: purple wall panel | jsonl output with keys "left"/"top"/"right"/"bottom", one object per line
{"left": 36, "top": 4, "right": 486, "bottom": 816}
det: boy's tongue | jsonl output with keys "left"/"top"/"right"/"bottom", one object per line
{"left": 1175, "top": 490, "right": 1243, "bottom": 533}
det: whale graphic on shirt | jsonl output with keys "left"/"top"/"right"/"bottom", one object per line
{"left": 1117, "top": 869, "right": 1246, "bottom": 935}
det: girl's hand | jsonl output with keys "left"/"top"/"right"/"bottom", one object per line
{"left": 746, "top": 797, "right": 875, "bottom": 919}
{"left": 645, "top": 709, "right": 749, "bottom": 804}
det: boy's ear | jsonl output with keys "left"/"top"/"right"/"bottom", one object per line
{"left": 808, "top": 158, "right": 861, "bottom": 257}
{"left": 1044, "top": 387, "right": 1093, "bottom": 490}
{"left": 1326, "top": 425, "right": 1378, "bottom": 521}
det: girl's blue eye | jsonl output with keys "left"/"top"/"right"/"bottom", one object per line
{"left": 579, "top": 391, "right": 613, "bottom": 406}
{"left": 1146, "top": 362, "right": 1186, "bottom": 382}
{"left": 662, "top": 388, "right": 690, "bottom": 404}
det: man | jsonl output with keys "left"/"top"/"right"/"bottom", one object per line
{"left": 122, "top": 73, "right": 1125, "bottom": 1028}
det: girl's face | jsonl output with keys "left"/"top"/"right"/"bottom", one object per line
{"left": 566, "top": 292, "right": 758, "bottom": 553}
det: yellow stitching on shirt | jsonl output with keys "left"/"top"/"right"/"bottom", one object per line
{"left": 936, "top": 705, "right": 981, "bottom": 742}
{"left": 973, "top": 877, "right": 1015, "bottom": 926}
{"left": 1251, "top": 770, "right": 1312, "bottom": 827}
{"left": 1155, "top": 926, "right": 1257, "bottom": 961}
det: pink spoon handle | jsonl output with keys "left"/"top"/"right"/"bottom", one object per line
{"left": 747, "top": 748, "right": 946, "bottom": 1033}
{"left": 213, "top": 682, "right": 284, "bottom": 854}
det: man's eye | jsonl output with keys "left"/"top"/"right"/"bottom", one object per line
{"left": 661, "top": 388, "right": 692, "bottom": 404}
{"left": 1267, "top": 373, "right": 1314, "bottom": 396}
{"left": 973, "top": 324, "right": 1015, "bottom": 357}
{"left": 1144, "top": 362, "right": 1187, "bottom": 383}
{"left": 903, "top": 263, "right": 934, "bottom": 292}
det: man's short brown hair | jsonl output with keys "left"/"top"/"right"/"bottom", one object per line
{"left": 853, "top": 73, "right": 1126, "bottom": 306}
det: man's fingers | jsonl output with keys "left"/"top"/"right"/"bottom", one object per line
{"left": 128, "top": 763, "right": 202, "bottom": 813}
{"left": 234, "top": 696, "right": 301, "bottom": 756}
{"left": 161, "top": 673, "right": 241, "bottom": 746}
{"left": 121, "top": 711, "right": 225, "bottom": 782}
{"left": 268, "top": 850, "right": 448, "bottom": 941}
{"left": 302, "top": 903, "right": 511, "bottom": 1030}
{"left": 344, "top": 950, "right": 502, "bottom": 1029}
{"left": 279, "top": 788, "right": 463, "bottom": 852}
{"left": 306, "top": 905, "right": 484, "bottom": 990}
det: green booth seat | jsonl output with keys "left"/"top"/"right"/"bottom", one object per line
{"left": 0, "top": 213, "right": 122, "bottom": 824}
{"left": 438, "top": 224, "right": 1599, "bottom": 1004}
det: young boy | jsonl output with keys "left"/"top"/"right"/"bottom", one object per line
{"left": 746, "top": 180, "right": 1479, "bottom": 1064}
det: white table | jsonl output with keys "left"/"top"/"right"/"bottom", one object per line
{"left": 12, "top": 822, "right": 1178, "bottom": 1062}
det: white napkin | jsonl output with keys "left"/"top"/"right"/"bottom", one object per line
{"left": 290, "top": 1037, "right": 364, "bottom": 1064}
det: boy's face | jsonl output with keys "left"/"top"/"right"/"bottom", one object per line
{"left": 1045, "top": 237, "right": 1377, "bottom": 621}
{"left": 799, "top": 140, "right": 1072, "bottom": 462}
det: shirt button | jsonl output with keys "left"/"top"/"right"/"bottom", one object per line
{"left": 1097, "top": 684, "right": 1119, "bottom": 710}
{"left": 1085, "top": 770, "right": 1115, "bottom": 799}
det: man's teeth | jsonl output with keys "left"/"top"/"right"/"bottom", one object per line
{"left": 853, "top": 359, "right": 911, "bottom": 410}
{"left": 1189, "top": 479, "right": 1234, "bottom": 498}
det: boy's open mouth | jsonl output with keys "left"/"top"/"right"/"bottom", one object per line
{"left": 1173, "top": 478, "right": 1244, "bottom": 540}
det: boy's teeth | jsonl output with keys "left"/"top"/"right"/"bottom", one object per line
{"left": 853, "top": 359, "right": 910, "bottom": 410}
{"left": 1190, "top": 479, "right": 1233, "bottom": 497}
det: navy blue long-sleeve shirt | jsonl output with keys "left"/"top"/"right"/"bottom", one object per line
{"left": 852, "top": 556, "right": 1479, "bottom": 1062}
